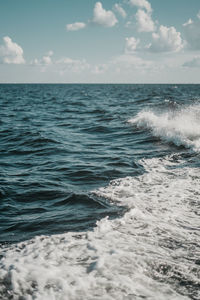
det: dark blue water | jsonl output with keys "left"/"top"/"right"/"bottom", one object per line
{"left": 0, "top": 84, "right": 200, "bottom": 300}
{"left": 0, "top": 84, "right": 174, "bottom": 242}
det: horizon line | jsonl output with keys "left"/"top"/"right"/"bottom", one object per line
{"left": 0, "top": 82, "right": 200, "bottom": 85}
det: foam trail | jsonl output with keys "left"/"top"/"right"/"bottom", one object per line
{"left": 128, "top": 103, "right": 200, "bottom": 151}
{"left": 0, "top": 156, "right": 199, "bottom": 299}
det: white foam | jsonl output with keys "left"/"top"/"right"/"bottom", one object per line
{"left": 128, "top": 103, "right": 200, "bottom": 151}
{"left": 0, "top": 156, "right": 199, "bottom": 299}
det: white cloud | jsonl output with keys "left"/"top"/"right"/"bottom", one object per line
{"left": 47, "top": 50, "right": 53, "bottom": 56}
{"left": 183, "top": 18, "right": 193, "bottom": 27}
{"left": 91, "top": 53, "right": 153, "bottom": 76}
{"left": 148, "top": 25, "right": 184, "bottom": 52}
{"left": 42, "top": 56, "right": 52, "bottom": 65}
{"left": 183, "top": 56, "right": 200, "bottom": 68}
{"left": 0, "top": 36, "right": 25, "bottom": 64}
{"left": 66, "top": 22, "right": 86, "bottom": 31}
{"left": 57, "top": 57, "right": 90, "bottom": 73}
{"left": 183, "top": 17, "right": 200, "bottom": 50}
{"left": 129, "top": 0, "right": 152, "bottom": 13}
{"left": 125, "top": 37, "right": 140, "bottom": 53}
{"left": 136, "top": 9, "right": 155, "bottom": 32}
{"left": 89, "top": 54, "right": 153, "bottom": 79}
{"left": 32, "top": 51, "right": 53, "bottom": 66}
{"left": 114, "top": 3, "right": 127, "bottom": 18}
{"left": 93, "top": 2, "right": 118, "bottom": 27}
{"left": 111, "top": 54, "right": 152, "bottom": 72}
{"left": 197, "top": 11, "right": 200, "bottom": 19}
{"left": 92, "top": 63, "right": 108, "bottom": 74}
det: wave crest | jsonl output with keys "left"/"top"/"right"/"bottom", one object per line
{"left": 128, "top": 103, "right": 200, "bottom": 151}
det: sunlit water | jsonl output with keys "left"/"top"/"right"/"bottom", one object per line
{"left": 0, "top": 84, "right": 200, "bottom": 299}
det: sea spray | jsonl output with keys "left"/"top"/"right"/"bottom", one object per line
{"left": 128, "top": 103, "right": 200, "bottom": 151}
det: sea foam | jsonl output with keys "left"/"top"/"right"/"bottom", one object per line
{"left": 128, "top": 103, "right": 200, "bottom": 151}
{"left": 0, "top": 156, "right": 199, "bottom": 300}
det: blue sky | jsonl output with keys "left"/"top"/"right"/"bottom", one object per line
{"left": 0, "top": 0, "right": 200, "bottom": 83}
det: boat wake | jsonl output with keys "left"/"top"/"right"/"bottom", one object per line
{"left": 0, "top": 155, "right": 199, "bottom": 300}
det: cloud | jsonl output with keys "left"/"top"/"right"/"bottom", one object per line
{"left": 183, "top": 16, "right": 200, "bottom": 50}
{"left": 111, "top": 54, "right": 152, "bottom": 72}
{"left": 148, "top": 25, "right": 184, "bottom": 52}
{"left": 114, "top": 3, "right": 127, "bottom": 18}
{"left": 32, "top": 51, "right": 53, "bottom": 66}
{"left": 92, "top": 63, "right": 108, "bottom": 74}
{"left": 129, "top": 0, "right": 152, "bottom": 13}
{"left": 183, "top": 56, "right": 200, "bottom": 68}
{"left": 57, "top": 57, "right": 90, "bottom": 73}
{"left": 0, "top": 36, "right": 25, "bottom": 64}
{"left": 66, "top": 3, "right": 118, "bottom": 31}
{"left": 31, "top": 54, "right": 90, "bottom": 75}
{"left": 125, "top": 37, "right": 140, "bottom": 53}
{"left": 183, "top": 18, "right": 193, "bottom": 27}
{"left": 93, "top": 2, "right": 118, "bottom": 27}
{"left": 90, "top": 54, "right": 152, "bottom": 77}
{"left": 136, "top": 9, "right": 155, "bottom": 32}
{"left": 66, "top": 22, "right": 86, "bottom": 31}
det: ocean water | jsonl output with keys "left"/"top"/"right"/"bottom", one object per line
{"left": 0, "top": 84, "right": 200, "bottom": 300}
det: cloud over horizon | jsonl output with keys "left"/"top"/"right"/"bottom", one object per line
{"left": 183, "top": 56, "right": 200, "bottom": 68}
{"left": 56, "top": 57, "right": 90, "bottom": 74}
{"left": 32, "top": 51, "right": 53, "bottom": 66}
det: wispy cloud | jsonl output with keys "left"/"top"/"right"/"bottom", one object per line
{"left": 183, "top": 18, "right": 193, "bottom": 27}
{"left": 32, "top": 51, "right": 53, "bottom": 66}
{"left": 111, "top": 53, "right": 152, "bottom": 72}
{"left": 183, "top": 56, "right": 200, "bottom": 68}
{"left": 92, "top": 63, "right": 108, "bottom": 74}
{"left": 114, "top": 3, "right": 127, "bottom": 18}
{"left": 66, "top": 22, "right": 86, "bottom": 31}
{"left": 183, "top": 14, "right": 200, "bottom": 50}
{"left": 57, "top": 57, "right": 90, "bottom": 73}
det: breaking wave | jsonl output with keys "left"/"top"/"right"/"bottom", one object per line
{"left": 128, "top": 103, "right": 200, "bottom": 151}
{"left": 1, "top": 155, "right": 199, "bottom": 300}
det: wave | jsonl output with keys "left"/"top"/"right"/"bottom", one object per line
{"left": 0, "top": 155, "right": 199, "bottom": 299}
{"left": 0, "top": 190, "right": 123, "bottom": 243}
{"left": 128, "top": 103, "right": 200, "bottom": 151}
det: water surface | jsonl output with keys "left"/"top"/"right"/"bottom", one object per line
{"left": 0, "top": 84, "right": 200, "bottom": 299}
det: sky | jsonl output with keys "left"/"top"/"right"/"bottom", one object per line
{"left": 0, "top": 0, "right": 200, "bottom": 83}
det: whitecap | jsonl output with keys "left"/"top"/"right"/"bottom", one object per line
{"left": 128, "top": 103, "right": 200, "bottom": 151}
{"left": 0, "top": 156, "right": 199, "bottom": 299}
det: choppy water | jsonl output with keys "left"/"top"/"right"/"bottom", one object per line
{"left": 0, "top": 84, "right": 200, "bottom": 299}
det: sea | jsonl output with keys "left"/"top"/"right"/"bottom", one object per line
{"left": 0, "top": 84, "right": 200, "bottom": 300}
